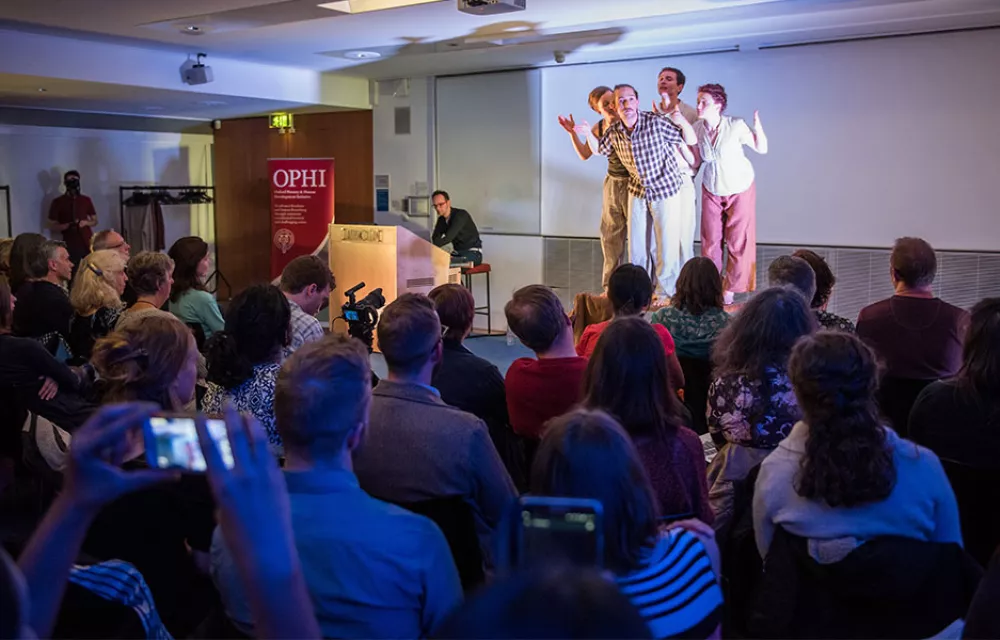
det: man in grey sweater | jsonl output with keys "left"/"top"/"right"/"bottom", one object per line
{"left": 353, "top": 293, "right": 518, "bottom": 564}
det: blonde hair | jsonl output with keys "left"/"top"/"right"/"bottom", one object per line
{"left": 92, "top": 314, "right": 193, "bottom": 408}
{"left": 71, "top": 250, "right": 125, "bottom": 315}
{"left": 0, "top": 239, "right": 12, "bottom": 276}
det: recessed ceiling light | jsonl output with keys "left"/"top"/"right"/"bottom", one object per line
{"left": 37, "top": 88, "right": 47, "bottom": 93}
{"left": 343, "top": 50, "right": 381, "bottom": 60}
{"left": 182, "top": 25, "right": 204, "bottom": 34}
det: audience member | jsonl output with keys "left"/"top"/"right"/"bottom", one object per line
{"left": 767, "top": 254, "right": 817, "bottom": 303}
{"left": 754, "top": 331, "right": 961, "bottom": 559}
{"left": 90, "top": 229, "right": 130, "bottom": 259}
{"left": 68, "top": 250, "right": 127, "bottom": 360}
{"left": 88, "top": 317, "right": 213, "bottom": 635}
{"left": 910, "top": 297, "right": 1000, "bottom": 469}
{"left": 650, "top": 257, "right": 729, "bottom": 360}
{"left": 0, "top": 238, "right": 11, "bottom": 276}
{"left": 203, "top": 284, "right": 289, "bottom": 455}
{"left": 212, "top": 335, "right": 462, "bottom": 638}
{"left": 353, "top": 294, "right": 517, "bottom": 563}
{"left": 436, "top": 565, "right": 652, "bottom": 639}
{"left": 504, "top": 285, "right": 589, "bottom": 442}
{"left": 429, "top": 284, "right": 519, "bottom": 484}
{"left": 279, "top": 254, "right": 334, "bottom": 358}
{"left": 792, "top": 249, "right": 855, "bottom": 332}
{"left": 583, "top": 317, "right": 712, "bottom": 522}
{"left": 167, "top": 236, "right": 224, "bottom": 338}
{"left": 531, "top": 409, "right": 723, "bottom": 639}
{"left": 964, "top": 546, "right": 1000, "bottom": 640}
{"left": 857, "top": 237, "right": 968, "bottom": 379}
{"left": 7, "top": 232, "right": 46, "bottom": 295}
{"left": 706, "top": 287, "right": 816, "bottom": 534}
{"left": 12, "top": 239, "right": 75, "bottom": 349}
{"left": 117, "top": 251, "right": 174, "bottom": 328}
{"left": 576, "top": 265, "right": 684, "bottom": 389}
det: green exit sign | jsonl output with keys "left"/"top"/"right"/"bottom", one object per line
{"left": 269, "top": 113, "right": 293, "bottom": 129}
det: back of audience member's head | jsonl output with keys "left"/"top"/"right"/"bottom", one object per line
{"left": 789, "top": 331, "right": 895, "bottom": 508}
{"left": 607, "top": 264, "right": 653, "bottom": 316}
{"left": 0, "top": 276, "right": 12, "bottom": 332}
{"left": 505, "top": 285, "right": 568, "bottom": 354}
{"left": 532, "top": 409, "right": 659, "bottom": 573}
{"left": 435, "top": 564, "right": 652, "bottom": 639}
{"left": 25, "top": 240, "right": 66, "bottom": 280}
{"left": 279, "top": 255, "right": 335, "bottom": 315}
{"left": 890, "top": 237, "right": 937, "bottom": 290}
{"left": 713, "top": 286, "right": 816, "bottom": 379}
{"left": 92, "top": 314, "right": 199, "bottom": 409}
{"left": 768, "top": 255, "right": 817, "bottom": 304}
{"left": 70, "top": 250, "right": 126, "bottom": 315}
{"left": 672, "top": 257, "right": 724, "bottom": 315}
{"left": 167, "top": 236, "right": 209, "bottom": 302}
{"left": 429, "top": 283, "right": 475, "bottom": 344}
{"left": 276, "top": 334, "right": 372, "bottom": 462}
{"left": 583, "top": 317, "right": 682, "bottom": 439}
{"left": 0, "top": 239, "right": 12, "bottom": 276}
{"left": 791, "top": 249, "right": 835, "bottom": 310}
{"left": 959, "top": 297, "right": 1000, "bottom": 400}
{"left": 206, "top": 284, "right": 290, "bottom": 390}
{"left": 127, "top": 251, "right": 174, "bottom": 298}
{"left": 376, "top": 293, "right": 441, "bottom": 376}
{"left": 9, "top": 233, "right": 46, "bottom": 292}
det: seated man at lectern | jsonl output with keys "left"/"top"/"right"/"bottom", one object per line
{"left": 431, "top": 190, "right": 482, "bottom": 266}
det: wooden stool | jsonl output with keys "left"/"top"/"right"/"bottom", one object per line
{"left": 461, "top": 263, "right": 492, "bottom": 336}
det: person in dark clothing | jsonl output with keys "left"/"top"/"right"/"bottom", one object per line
{"left": 910, "top": 297, "right": 1000, "bottom": 470}
{"left": 48, "top": 170, "right": 98, "bottom": 268}
{"left": 429, "top": 284, "right": 523, "bottom": 488}
{"left": 12, "top": 240, "right": 75, "bottom": 351}
{"left": 431, "top": 190, "right": 483, "bottom": 266}
{"left": 8, "top": 233, "right": 47, "bottom": 295}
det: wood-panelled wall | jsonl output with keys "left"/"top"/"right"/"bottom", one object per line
{"left": 213, "top": 110, "right": 373, "bottom": 297}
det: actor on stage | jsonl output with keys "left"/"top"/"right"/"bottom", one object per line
{"left": 597, "top": 84, "right": 697, "bottom": 299}
{"left": 557, "top": 86, "right": 629, "bottom": 290}
{"left": 651, "top": 67, "right": 699, "bottom": 280}
{"left": 692, "top": 83, "right": 768, "bottom": 304}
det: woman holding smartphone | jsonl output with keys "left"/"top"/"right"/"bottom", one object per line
{"left": 532, "top": 409, "right": 723, "bottom": 639}
{"left": 693, "top": 84, "right": 768, "bottom": 305}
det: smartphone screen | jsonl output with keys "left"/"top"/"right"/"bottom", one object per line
{"left": 517, "top": 497, "right": 604, "bottom": 569}
{"left": 145, "top": 415, "right": 234, "bottom": 471}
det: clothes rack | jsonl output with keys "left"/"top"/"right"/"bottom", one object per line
{"left": 118, "top": 184, "right": 229, "bottom": 299}
{"left": 0, "top": 185, "right": 11, "bottom": 236}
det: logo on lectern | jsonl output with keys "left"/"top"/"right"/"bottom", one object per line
{"left": 341, "top": 228, "right": 384, "bottom": 243}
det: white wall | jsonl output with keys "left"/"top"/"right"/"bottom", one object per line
{"left": 541, "top": 29, "right": 1000, "bottom": 250}
{"left": 0, "top": 124, "right": 214, "bottom": 248}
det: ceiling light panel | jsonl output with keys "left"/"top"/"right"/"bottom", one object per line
{"left": 318, "top": 0, "right": 442, "bottom": 15}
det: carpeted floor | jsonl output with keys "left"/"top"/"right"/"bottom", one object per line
{"left": 370, "top": 335, "right": 532, "bottom": 379}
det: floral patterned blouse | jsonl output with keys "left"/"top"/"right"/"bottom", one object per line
{"left": 649, "top": 305, "right": 730, "bottom": 360}
{"left": 203, "top": 363, "right": 282, "bottom": 455}
{"left": 815, "top": 310, "right": 856, "bottom": 333}
{"left": 707, "top": 366, "right": 801, "bottom": 449}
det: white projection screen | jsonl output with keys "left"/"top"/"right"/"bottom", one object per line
{"left": 540, "top": 29, "right": 1000, "bottom": 250}
{"left": 436, "top": 69, "right": 542, "bottom": 235}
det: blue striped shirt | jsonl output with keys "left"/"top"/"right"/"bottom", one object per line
{"left": 616, "top": 529, "right": 723, "bottom": 639}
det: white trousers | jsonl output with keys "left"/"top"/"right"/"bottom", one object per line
{"left": 628, "top": 179, "right": 696, "bottom": 298}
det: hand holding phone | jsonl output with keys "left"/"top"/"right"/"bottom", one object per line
{"left": 144, "top": 414, "right": 234, "bottom": 472}
{"left": 515, "top": 497, "right": 605, "bottom": 569}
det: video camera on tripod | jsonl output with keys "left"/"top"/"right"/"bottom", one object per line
{"left": 341, "top": 281, "right": 386, "bottom": 352}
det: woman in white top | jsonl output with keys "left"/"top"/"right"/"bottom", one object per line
{"left": 693, "top": 84, "right": 768, "bottom": 305}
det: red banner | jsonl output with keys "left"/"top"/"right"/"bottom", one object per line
{"left": 269, "top": 158, "right": 335, "bottom": 279}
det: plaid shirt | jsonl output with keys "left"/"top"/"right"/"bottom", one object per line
{"left": 284, "top": 299, "right": 324, "bottom": 359}
{"left": 598, "top": 110, "right": 686, "bottom": 201}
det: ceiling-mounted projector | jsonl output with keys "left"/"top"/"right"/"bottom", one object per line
{"left": 183, "top": 53, "right": 214, "bottom": 86}
{"left": 458, "top": 0, "right": 526, "bottom": 16}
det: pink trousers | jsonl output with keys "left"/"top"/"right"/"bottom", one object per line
{"left": 700, "top": 182, "right": 757, "bottom": 293}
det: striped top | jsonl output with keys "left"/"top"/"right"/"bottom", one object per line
{"left": 615, "top": 529, "right": 723, "bottom": 639}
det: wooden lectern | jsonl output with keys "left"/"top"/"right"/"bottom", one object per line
{"left": 328, "top": 224, "right": 452, "bottom": 345}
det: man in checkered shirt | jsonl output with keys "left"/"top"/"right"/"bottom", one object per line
{"left": 598, "top": 83, "right": 697, "bottom": 298}
{"left": 279, "top": 255, "right": 335, "bottom": 359}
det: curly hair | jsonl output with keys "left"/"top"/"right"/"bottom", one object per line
{"left": 127, "top": 251, "right": 174, "bottom": 298}
{"left": 712, "top": 287, "right": 816, "bottom": 380}
{"left": 70, "top": 250, "right": 125, "bottom": 316}
{"left": 789, "top": 331, "right": 896, "bottom": 508}
{"left": 672, "top": 257, "right": 723, "bottom": 316}
{"left": 697, "top": 83, "right": 728, "bottom": 112}
{"left": 206, "top": 284, "right": 290, "bottom": 390}
{"left": 92, "top": 314, "right": 194, "bottom": 409}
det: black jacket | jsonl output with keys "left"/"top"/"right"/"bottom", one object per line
{"left": 432, "top": 208, "right": 481, "bottom": 252}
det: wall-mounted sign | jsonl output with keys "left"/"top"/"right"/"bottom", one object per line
{"left": 269, "top": 113, "right": 294, "bottom": 129}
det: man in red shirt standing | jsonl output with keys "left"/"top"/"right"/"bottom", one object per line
{"left": 48, "top": 170, "right": 97, "bottom": 267}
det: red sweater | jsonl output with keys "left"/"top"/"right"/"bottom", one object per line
{"left": 576, "top": 320, "right": 676, "bottom": 359}
{"left": 505, "top": 356, "right": 588, "bottom": 439}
